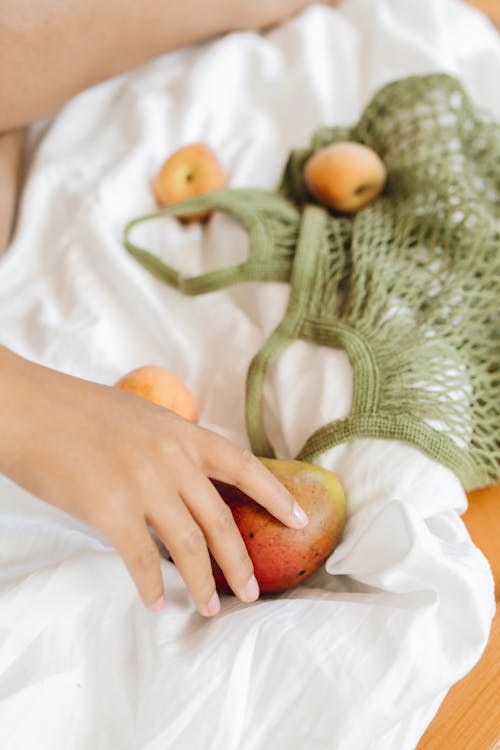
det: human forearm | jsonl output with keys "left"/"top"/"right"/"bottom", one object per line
{"left": 0, "top": 0, "right": 239, "bottom": 131}
{"left": 0, "top": 129, "right": 25, "bottom": 254}
{"left": 0, "top": 346, "right": 31, "bottom": 474}
{"left": 0, "top": 0, "right": 236, "bottom": 131}
{"left": 0, "top": 1, "right": 337, "bottom": 132}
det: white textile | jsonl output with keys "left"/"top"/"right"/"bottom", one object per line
{"left": 0, "top": 1, "right": 498, "bottom": 748}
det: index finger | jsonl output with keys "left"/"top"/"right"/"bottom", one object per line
{"left": 196, "top": 430, "right": 309, "bottom": 529}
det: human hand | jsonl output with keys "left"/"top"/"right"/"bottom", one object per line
{"left": 0, "top": 347, "right": 308, "bottom": 616}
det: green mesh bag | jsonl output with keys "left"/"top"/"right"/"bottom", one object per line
{"left": 124, "top": 189, "right": 300, "bottom": 293}
{"left": 123, "top": 73, "right": 500, "bottom": 490}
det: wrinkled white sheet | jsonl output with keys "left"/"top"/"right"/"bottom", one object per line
{"left": 0, "top": 1, "right": 498, "bottom": 748}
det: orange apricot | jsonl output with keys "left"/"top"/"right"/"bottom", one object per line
{"left": 115, "top": 365, "right": 199, "bottom": 423}
{"left": 304, "top": 141, "right": 387, "bottom": 213}
{"left": 153, "top": 142, "right": 228, "bottom": 222}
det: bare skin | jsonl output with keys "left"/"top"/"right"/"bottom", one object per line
{"left": 0, "top": 347, "right": 309, "bottom": 615}
{"left": 0, "top": 128, "right": 25, "bottom": 255}
{"left": 0, "top": 0, "right": 339, "bottom": 132}
{"left": 0, "top": 0, "right": 337, "bottom": 253}
{"left": 0, "top": 1, "right": 331, "bottom": 615}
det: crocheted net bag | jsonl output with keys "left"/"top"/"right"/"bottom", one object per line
{"left": 250, "top": 73, "right": 499, "bottom": 490}
{"left": 124, "top": 189, "right": 300, "bottom": 294}
{"left": 123, "top": 74, "right": 499, "bottom": 490}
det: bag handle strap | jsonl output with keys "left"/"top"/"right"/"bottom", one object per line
{"left": 123, "top": 188, "right": 299, "bottom": 294}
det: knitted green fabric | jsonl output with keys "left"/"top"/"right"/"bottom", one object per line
{"left": 124, "top": 189, "right": 300, "bottom": 293}
{"left": 123, "top": 73, "right": 500, "bottom": 490}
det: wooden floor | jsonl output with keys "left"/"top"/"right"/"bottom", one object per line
{"left": 417, "top": 483, "right": 500, "bottom": 750}
{"left": 418, "top": 5, "right": 499, "bottom": 748}
{"left": 465, "top": 0, "right": 500, "bottom": 29}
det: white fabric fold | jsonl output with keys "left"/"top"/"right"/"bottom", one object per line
{"left": 1, "top": 1, "right": 498, "bottom": 748}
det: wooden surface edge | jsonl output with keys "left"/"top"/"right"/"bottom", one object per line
{"left": 417, "top": 483, "right": 500, "bottom": 749}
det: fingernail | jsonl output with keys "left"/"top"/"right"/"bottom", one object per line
{"left": 242, "top": 575, "right": 260, "bottom": 602}
{"left": 292, "top": 501, "right": 309, "bottom": 527}
{"left": 203, "top": 592, "right": 221, "bottom": 617}
{"left": 149, "top": 595, "right": 166, "bottom": 612}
